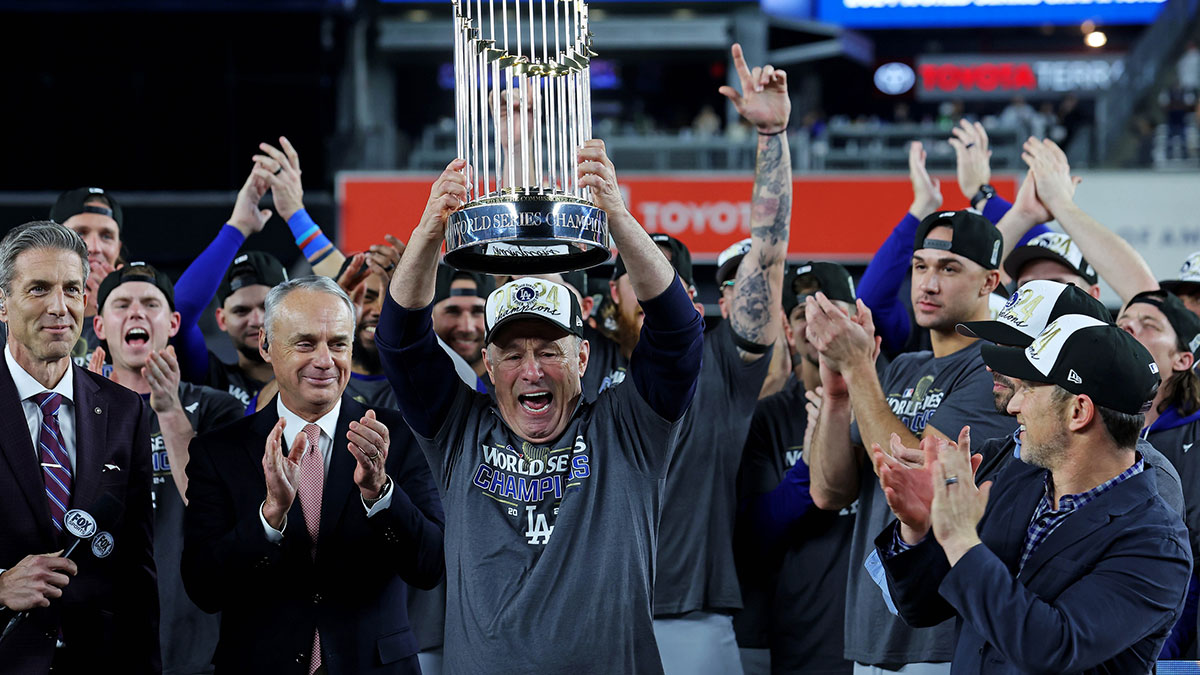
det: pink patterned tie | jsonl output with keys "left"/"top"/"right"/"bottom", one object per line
{"left": 298, "top": 423, "right": 324, "bottom": 674}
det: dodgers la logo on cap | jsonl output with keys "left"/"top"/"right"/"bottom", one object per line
{"left": 485, "top": 278, "right": 582, "bottom": 345}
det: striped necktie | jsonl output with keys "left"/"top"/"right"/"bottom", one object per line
{"left": 32, "top": 392, "right": 72, "bottom": 532}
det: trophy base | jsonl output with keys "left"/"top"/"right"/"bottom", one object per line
{"left": 444, "top": 193, "right": 611, "bottom": 275}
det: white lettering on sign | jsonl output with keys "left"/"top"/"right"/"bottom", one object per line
{"left": 638, "top": 201, "right": 753, "bottom": 237}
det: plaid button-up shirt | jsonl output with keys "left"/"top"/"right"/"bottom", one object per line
{"left": 1016, "top": 456, "right": 1145, "bottom": 575}
{"left": 889, "top": 456, "right": 1145, "bottom": 568}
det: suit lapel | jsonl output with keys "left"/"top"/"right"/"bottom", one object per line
{"left": 0, "top": 357, "right": 54, "bottom": 546}
{"left": 71, "top": 366, "right": 105, "bottom": 513}
{"left": 1002, "top": 472, "right": 1047, "bottom": 572}
{"left": 317, "top": 396, "right": 363, "bottom": 559}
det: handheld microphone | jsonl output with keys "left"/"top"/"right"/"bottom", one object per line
{"left": 0, "top": 493, "right": 123, "bottom": 644}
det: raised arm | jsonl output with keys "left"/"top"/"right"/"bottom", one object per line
{"left": 376, "top": 160, "right": 472, "bottom": 438}
{"left": 1024, "top": 138, "right": 1157, "bottom": 302}
{"left": 577, "top": 141, "right": 674, "bottom": 300}
{"left": 254, "top": 136, "right": 346, "bottom": 278}
{"left": 172, "top": 164, "right": 270, "bottom": 383}
{"left": 718, "top": 43, "right": 792, "bottom": 361}
{"left": 578, "top": 139, "right": 704, "bottom": 421}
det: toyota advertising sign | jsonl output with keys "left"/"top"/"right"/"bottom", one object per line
{"left": 914, "top": 54, "right": 1125, "bottom": 100}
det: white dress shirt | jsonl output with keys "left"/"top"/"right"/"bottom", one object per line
{"left": 5, "top": 344, "right": 76, "bottom": 472}
{"left": 260, "top": 397, "right": 393, "bottom": 542}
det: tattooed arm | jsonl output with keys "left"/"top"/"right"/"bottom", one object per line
{"left": 718, "top": 43, "right": 792, "bottom": 363}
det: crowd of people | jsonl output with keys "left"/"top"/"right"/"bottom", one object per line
{"left": 1, "top": 43, "right": 1200, "bottom": 675}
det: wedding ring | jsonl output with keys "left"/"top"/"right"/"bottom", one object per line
{"left": 944, "top": 476, "right": 959, "bottom": 486}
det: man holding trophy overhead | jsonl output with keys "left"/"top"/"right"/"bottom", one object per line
{"left": 374, "top": 0, "right": 792, "bottom": 667}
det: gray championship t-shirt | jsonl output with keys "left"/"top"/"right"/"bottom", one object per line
{"left": 421, "top": 378, "right": 684, "bottom": 674}
{"left": 150, "top": 381, "right": 244, "bottom": 674}
{"left": 846, "top": 343, "right": 1017, "bottom": 666}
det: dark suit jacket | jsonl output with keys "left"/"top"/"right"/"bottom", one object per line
{"left": 877, "top": 457, "right": 1192, "bottom": 674}
{"left": 181, "top": 395, "right": 445, "bottom": 675}
{"left": 0, "top": 356, "right": 159, "bottom": 674}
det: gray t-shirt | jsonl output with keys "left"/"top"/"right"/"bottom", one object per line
{"left": 585, "top": 323, "right": 772, "bottom": 614}
{"left": 421, "top": 377, "right": 683, "bottom": 674}
{"left": 653, "top": 323, "right": 771, "bottom": 615}
{"left": 346, "top": 372, "right": 400, "bottom": 410}
{"left": 150, "top": 381, "right": 243, "bottom": 674}
{"left": 846, "top": 343, "right": 1017, "bottom": 666}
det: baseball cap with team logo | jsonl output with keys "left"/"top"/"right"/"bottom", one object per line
{"left": 1003, "top": 232, "right": 1098, "bottom": 286}
{"left": 981, "top": 315, "right": 1160, "bottom": 415}
{"left": 485, "top": 278, "right": 584, "bottom": 345}
{"left": 914, "top": 210, "right": 1003, "bottom": 271}
{"left": 1160, "top": 250, "right": 1200, "bottom": 296}
{"left": 957, "top": 280, "right": 1112, "bottom": 347}
{"left": 1123, "top": 289, "right": 1200, "bottom": 358}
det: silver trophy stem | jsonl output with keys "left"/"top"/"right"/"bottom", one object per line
{"left": 463, "top": 0, "right": 472, "bottom": 199}
{"left": 488, "top": 0, "right": 499, "bottom": 197}
{"left": 530, "top": 0, "right": 541, "bottom": 194}
{"left": 502, "top": 0, "right": 513, "bottom": 190}
{"left": 581, "top": 2, "right": 591, "bottom": 201}
{"left": 559, "top": 6, "right": 569, "bottom": 194}
{"left": 547, "top": 0, "right": 557, "bottom": 192}
{"left": 515, "top": 0, "right": 528, "bottom": 189}
{"left": 453, "top": 3, "right": 464, "bottom": 168}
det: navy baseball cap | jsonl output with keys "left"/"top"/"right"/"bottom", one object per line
{"left": 51, "top": 187, "right": 123, "bottom": 231}
{"left": 217, "top": 252, "right": 288, "bottom": 305}
{"left": 914, "top": 210, "right": 1003, "bottom": 271}
{"left": 783, "top": 262, "right": 856, "bottom": 315}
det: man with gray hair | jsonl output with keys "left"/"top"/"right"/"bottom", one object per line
{"left": 0, "top": 221, "right": 159, "bottom": 673}
{"left": 182, "top": 275, "right": 445, "bottom": 675}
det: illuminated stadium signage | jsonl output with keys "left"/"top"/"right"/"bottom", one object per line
{"left": 914, "top": 55, "right": 1125, "bottom": 100}
{"left": 815, "top": 0, "right": 1165, "bottom": 28}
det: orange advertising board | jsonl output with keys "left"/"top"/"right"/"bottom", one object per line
{"left": 337, "top": 172, "right": 1018, "bottom": 262}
